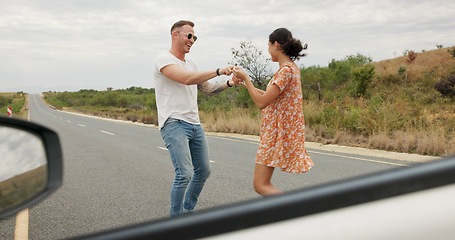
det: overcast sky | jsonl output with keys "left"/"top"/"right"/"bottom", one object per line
{"left": 0, "top": 127, "right": 46, "bottom": 182}
{"left": 1, "top": 0, "right": 454, "bottom": 93}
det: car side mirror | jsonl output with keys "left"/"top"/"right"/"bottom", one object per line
{"left": 0, "top": 117, "right": 63, "bottom": 219}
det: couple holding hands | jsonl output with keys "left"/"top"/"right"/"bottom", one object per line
{"left": 154, "top": 20, "right": 314, "bottom": 217}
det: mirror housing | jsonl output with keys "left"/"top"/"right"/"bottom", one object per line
{"left": 0, "top": 116, "right": 63, "bottom": 219}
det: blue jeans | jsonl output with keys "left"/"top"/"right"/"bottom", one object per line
{"left": 160, "top": 118, "right": 211, "bottom": 217}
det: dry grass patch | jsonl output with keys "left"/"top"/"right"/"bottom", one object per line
{"left": 373, "top": 47, "right": 455, "bottom": 81}
{"left": 200, "top": 109, "right": 260, "bottom": 135}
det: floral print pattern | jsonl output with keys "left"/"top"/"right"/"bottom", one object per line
{"left": 256, "top": 62, "right": 314, "bottom": 173}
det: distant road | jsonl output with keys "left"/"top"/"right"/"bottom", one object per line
{"left": 1, "top": 94, "right": 430, "bottom": 240}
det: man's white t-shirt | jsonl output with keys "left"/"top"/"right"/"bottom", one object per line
{"left": 154, "top": 51, "right": 200, "bottom": 129}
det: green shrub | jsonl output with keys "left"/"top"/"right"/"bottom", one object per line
{"left": 349, "top": 64, "right": 375, "bottom": 97}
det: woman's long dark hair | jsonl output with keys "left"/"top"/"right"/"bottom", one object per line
{"left": 269, "top": 28, "right": 308, "bottom": 61}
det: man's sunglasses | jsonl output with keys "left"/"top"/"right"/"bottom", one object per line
{"left": 178, "top": 31, "right": 197, "bottom": 41}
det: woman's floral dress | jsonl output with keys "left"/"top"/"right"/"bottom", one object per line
{"left": 256, "top": 62, "right": 314, "bottom": 173}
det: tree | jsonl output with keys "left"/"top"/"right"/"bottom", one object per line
{"left": 301, "top": 66, "right": 333, "bottom": 101}
{"left": 302, "top": 54, "right": 373, "bottom": 101}
{"left": 328, "top": 53, "right": 372, "bottom": 86}
{"left": 406, "top": 50, "right": 417, "bottom": 64}
{"left": 404, "top": 50, "right": 417, "bottom": 81}
{"left": 230, "top": 39, "right": 273, "bottom": 88}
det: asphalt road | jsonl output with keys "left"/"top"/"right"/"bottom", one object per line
{"left": 0, "top": 94, "right": 437, "bottom": 239}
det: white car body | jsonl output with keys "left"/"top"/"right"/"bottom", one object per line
{"left": 208, "top": 184, "right": 455, "bottom": 240}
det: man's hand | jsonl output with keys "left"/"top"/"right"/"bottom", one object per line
{"left": 220, "top": 65, "right": 235, "bottom": 76}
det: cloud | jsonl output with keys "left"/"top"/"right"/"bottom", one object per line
{"left": 1, "top": 0, "right": 454, "bottom": 92}
{"left": 0, "top": 127, "right": 46, "bottom": 181}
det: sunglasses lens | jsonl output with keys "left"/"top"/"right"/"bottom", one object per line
{"left": 187, "top": 33, "right": 197, "bottom": 41}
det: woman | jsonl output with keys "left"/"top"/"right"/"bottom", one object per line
{"left": 233, "top": 28, "right": 314, "bottom": 196}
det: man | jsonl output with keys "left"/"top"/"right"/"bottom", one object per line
{"left": 154, "top": 20, "right": 237, "bottom": 217}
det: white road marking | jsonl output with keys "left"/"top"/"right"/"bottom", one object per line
{"left": 100, "top": 130, "right": 115, "bottom": 136}
{"left": 309, "top": 150, "right": 409, "bottom": 166}
{"left": 14, "top": 208, "right": 28, "bottom": 240}
{"left": 78, "top": 124, "right": 85, "bottom": 127}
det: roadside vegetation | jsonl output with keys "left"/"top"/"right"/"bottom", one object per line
{"left": 0, "top": 92, "right": 27, "bottom": 119}
{"left": 43, "top": 87, "right": 158, "bottom": 125}
{"left": 40, "top": 45, "right": 455, "bottom": 157}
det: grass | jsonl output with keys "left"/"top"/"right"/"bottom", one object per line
{"left": 200, "top": 108, "right": 261, "bottom": 135}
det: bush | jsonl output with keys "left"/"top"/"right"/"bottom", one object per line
{"left": 303, "top": 54, "right": 373, "bottom": 102}
{"left": 0, "top": 93, "right": 26, "bottom": 116}
{"left": 434, "top": 74, "right": 455, "bottom": 98}
{"left": 0, "top": 96, "right": 12, "bottom": 107}
{"left": 350, "top": 64, "right": 375, "bottom": 97}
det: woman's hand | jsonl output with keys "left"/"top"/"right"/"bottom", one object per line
{"left": 230, "top": 75, "right": 243, "bottom": 86}
{"left": 233, "top": 67, "right": 250, "bottom": 83}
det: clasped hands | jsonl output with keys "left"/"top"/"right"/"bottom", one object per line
{"left": 219, "top": 65, "right": 249, "bottom": 87}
